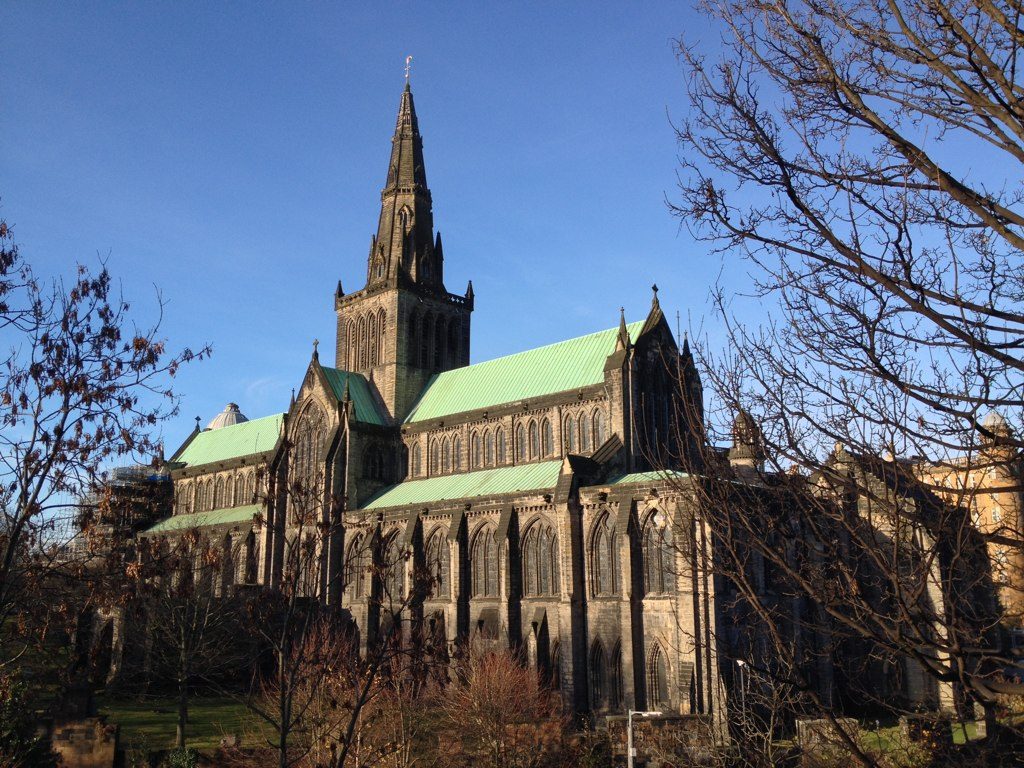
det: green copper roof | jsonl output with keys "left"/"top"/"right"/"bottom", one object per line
{"left": 364, "top": 460, "right": 564, "bottom": 510}
{"left": 605, "top": 469, "right": 689, "bottom": 486}
{"left": 144, "top": 504, "right": 260, "bottom": 534}
{"left": 175, "top": 414, "right": 284, "bottom": 468}
{"left": 320, "top": 367, "right": 388, "bottom": 425}
{"left": 404, "top": 321, "right": 644, "bottom": 424}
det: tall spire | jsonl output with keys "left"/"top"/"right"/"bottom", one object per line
{"left": 366, "top": 81, "right": 441, "bottom": 291}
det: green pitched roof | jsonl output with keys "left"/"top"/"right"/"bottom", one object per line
{"left": 604, "top": 469, "right": 689, "bottom": 486}
{"left": 404, "top": 321, "right": 645, "bottom": 423}
{"left": 175, "top": 413, "right": 284, "bottom": 468}
{"left": 363, "top": 460, "right": 563, "bottom": 510}
{"left": 144, "top": 504, "right": 260, "bottom": 534}
{"left": 320, "top": 367, "right": 388, "bottom": 425}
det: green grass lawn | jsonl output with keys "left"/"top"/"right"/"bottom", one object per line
{"left": 96, "top": 695, "right": 277, "bottom": 752}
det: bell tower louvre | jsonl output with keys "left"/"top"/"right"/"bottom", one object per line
{"left": 334, "top": 81, "right": 473, "bottom": 422}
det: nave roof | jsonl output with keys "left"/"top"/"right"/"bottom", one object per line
{"left": 404, "top": 321, "right": 646, "bottom": 424}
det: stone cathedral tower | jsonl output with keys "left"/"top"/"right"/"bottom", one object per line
{"left": 334, "top": 83, "right": 474, "bottom": 421}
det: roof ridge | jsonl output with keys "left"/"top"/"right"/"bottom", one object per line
{"left": 445, "top": 320, "right": 644, "bottom": 374}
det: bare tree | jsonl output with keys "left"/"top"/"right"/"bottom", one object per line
{"left": 139, "top": 529, "right": 248, "bottom": 749}
{"left": 0, "top": 218, "right": 205, "bottom": 674}
{"left": 666, "top": 0, "right": 1024, "bottom": 761}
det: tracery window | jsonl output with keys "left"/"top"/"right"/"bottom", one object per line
{"left": 448, "top": 321, "right": 460, "bottom": 364}
{"left": 528, "top": 421, "right": 539, "bottom": 460}
{"left": 213, "top": 477, "right": 224, "bottom": 510}
{"left": 233, "top": 474, "right": 244, "bottom": 507}
{"left": 345, "top": 534, "right": 368, "bottom": 598}
{"left": 408, "top": 310, "right": 420, "bottom": 366}
{"left": 471, "top": 431, "right": 481, "bottom": 469}
{"left": 541, "top": 418, "right": 554, "bottom": 457}
{"left": 382, "top": 534, "right": 405, "bottom": 605}
{"left": 579, "top": 412, "right": 591, "bottom": 452}
{"left": 293, "top": 403, "right": 326, "bottom": 494}
{"left": 591, "top": 514, "right": 618, "bottom": 596}
{"left": 516, "top": 424, "right": 526, "bottom": 462}
{"left": 642, "top": 510, "right": 674, "bottom": 595}
{"left": 442, "top": 437, "right": 452, "bottom": 474}
{"left": 359, "top": 315, "right": 368, "bottom": 369}
{"left": 591, "top": 641, "right": 607, "bottom": 709}
{"left": 563, "top": 414, "right": 575, "bottom": 453}
{"left": 420, "top": 314, "right": 433, "bottom": 367}
{"left": 434, "top": 317, "right": 445, "bottom": 369}
{"left": 496, "top": 429, "right": 506, "bottom": 464}
{"left": 411, "top": 443, "right": 422, "bottom": 477}
{"left": 425, "top": 529, "right": 450, "bottom": 598}
{"left": 452, "top": 435, "right": 462, "bottom": 472}
{"left": 648, "top": 643, "right": 668, "bottom": 709}
{"left": 372, "top": 311, "right": 380, "bottom": 368}
{"left": 376, "top": 308, "right": 386, "bottom": 363}
{"left": 522, "top": 521, "right": 559, "bottom": 596}
{"left": 471, "top": 525, "right": 499, "bottom": 597}
{"left": 429, "top": 439, "right": 439, "bottom": 475}
{"left": 593, "top": 409, "right": 606, "bottom": 447}
{"left": 610, "top": 643, "right": 624, "bottom": 708}
{"left": 484, "top": 429, "right": 495, "bottom": 466}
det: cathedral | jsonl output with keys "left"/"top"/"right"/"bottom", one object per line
{"left": 146, "top": 81, "right": 722, "bottom": 719}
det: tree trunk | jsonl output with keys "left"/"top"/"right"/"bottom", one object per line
{"left": 176, "top": 675, "right": 188, "bottom": 749}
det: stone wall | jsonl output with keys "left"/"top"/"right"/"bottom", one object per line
{"left": 50, "top": 718, "right": 118, "bottom": 768}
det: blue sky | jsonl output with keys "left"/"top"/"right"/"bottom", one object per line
{"left": 2, "top": 2, "right": 728, "bottom": 453}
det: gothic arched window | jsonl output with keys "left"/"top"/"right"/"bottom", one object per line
{"left": 648, "top": 643, "right": 668, "bottom": 709}
{"left": 541, "top": 418, "right": 554, "bottom": 457}
{"left": 579, "top": 412, "right": 591, "bottom": 452}
{"left": 591, "top": 641, "right": 607, "bottom": 709}
{"left": 429, "top": 439, "right": 439, "bottom": 476}
{"left": 213, "top": 477, "right": 225, "bottom": 510}
{"left": 420, "top": 313, "right": 433, "bottom": 367}
{"left": 528, "top": 421, "right": 539, "bottom": 460}
{"left": 434, "top": 317, "right": 446, "bottom": 369}
{"left": 425, "top": 529, "right": 450, "bottom": 598}
{"left": 346, "top": 534, "right": 368, "bottom": 598}
{"left": 496, "top": 429, "right": 506, "bottom": 464}
{"left": 642, "top": 510, "right": 674, "bottom": 595}
{"left": 233, "top": 475, "right": 244, "bottom": 507}
{"left": 408, "top": 310, "right": 420, "bottom": 366}
{"left": 442, "top": 437, "right": 452, "bottom": 474}
{"left": 382, "top": 534, "right": 404, "bottom": 605}
{"left": 376, "top": 308, "right": 387, "bottom": 363}
{"left": 358, "top": 315, "right": 368, "bottom": 369}
{"left": 448, "top": 320, "right": 460, "bottom": 364}
{"left": 591, "top": 514, "right": 618, "bottom": 596}
{"left": 522, "top": 521, "right": 559, "bottom": 596}
{"left": 516, "top": 424, "right": 526, "bottom": 462}
{"left": 452, "top": 435, "right": 462, "bottom": 472}
{"left": 563, "top": 414, "right": 575, "bottom": 453}
{"left": 593, "top": 409, "right": 606, "bottom": 447}
{"left": 610, "top": 643, "right": 624, "bottom": 708}
{"left": 471, "top": 525, "right": 498, "bottom": 597}
{"left": 471, "top": 431, "right": 481, "bottom": 469}
{"left": 411, "top": 443, "right": 421, "bottom": 477}
{"left": 368, "top": 313, "right": 378, "bottom": 367}
{"left": 484, "top": 429, "right": 494, "bottom": 466}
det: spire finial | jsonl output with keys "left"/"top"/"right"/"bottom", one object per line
{"left": 194, "top": 415, "right": 201, "bottom": 430}
{"left": 404, "top": 55, "right": 413, "bottom": 83}
{"left": 651, "top": 283, "right": 660, "bottom": 310}
{"left": 312, "top": 338, "right": 319, "bottom": 361}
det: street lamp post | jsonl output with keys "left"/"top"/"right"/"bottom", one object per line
{"left": 627, "top": 709, "right": 661, "bottom": 768}
{"left": 736, "top": 659, "right": 747, "bottom": 726}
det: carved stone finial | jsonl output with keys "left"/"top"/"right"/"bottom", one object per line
{"left": 312, "top": 338, "right": 319, "bottom": 360}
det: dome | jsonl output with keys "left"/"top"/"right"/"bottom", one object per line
{"left": 206, "top": 403, "right": 249, "bottom": 431}
{"left": 982, "top": 410, "right": 1012, "bottom": 437}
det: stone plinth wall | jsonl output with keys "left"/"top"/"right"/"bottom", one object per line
{"left": 51, "top": 718, "right": 118, "bottom": 768}
{"left": 606, "top": 714, "right": 716, "bottom": 765}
